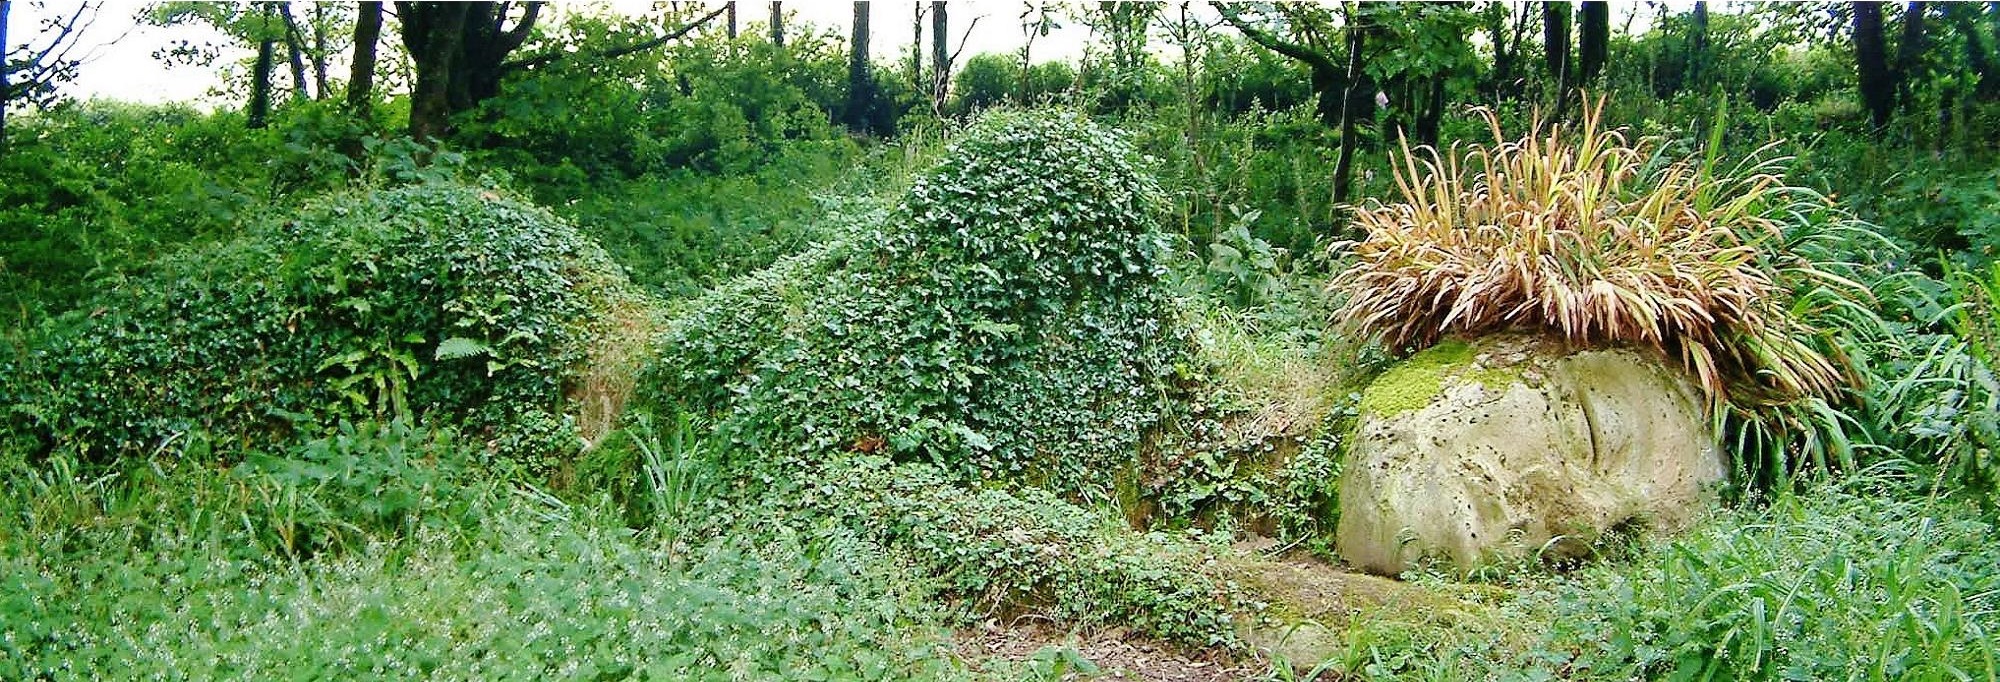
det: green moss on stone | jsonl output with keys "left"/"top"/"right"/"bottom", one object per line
{"left": 1357, "top": 339, "right": 1530, "bottom": 418}
{"left": 1358, "top": 341, "right": 1474, "bottom": 417}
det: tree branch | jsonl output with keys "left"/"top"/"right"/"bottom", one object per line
{"left": 946, "top": 14, "right": 982, "bottom": 72}
{"left": 500, "top": 4, "right": 724, "bottom": 72}
{"left": 498, "top": 1, "right": 542, "bottom": 53}
{"left": 1211, "top": 1, "right": 1339, "bottom": 74}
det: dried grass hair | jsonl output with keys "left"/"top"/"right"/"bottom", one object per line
{"left": 1333, "top": 98, "right": 1859, "bottom": 404}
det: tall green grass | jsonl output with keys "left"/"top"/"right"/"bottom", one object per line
{"left": 1312, "top": 473, "right": 2000, "bottom": 681}
{"left": 0, "top": 423, "right": 964, "bottom": 681}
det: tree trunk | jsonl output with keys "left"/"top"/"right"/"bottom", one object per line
{"left": 2, "top": 0, "right": 11, "bottom": 146}
{"left": 1333, "top": 15, "right": 1366, "bottom": 206}
{"left": 1854, "top": 2, "right": 1895, "bottom": 130}
{"left": 397, "top": 1, "right": 550, "bottom": 140}
{"left": 403, "top": 2, "right": 469, "bottom": 140}
{"left": 310, "top": 3, "right": 330, "bottom": 98}
{"left": 1488, "top": 4, "right": 1514, "bottom": 99}
{"left": 726, "top": 1, "right": 736, "bottom": 39}
{"left": 768, "top": 1, "right": 783, "bottom": 46}
{"left": 348, "top": 1, "right": 382, "bottom": 116}
{"left": 1895, "top": 1, "right": 1927, "bottom": 107}
{"left": 1579, "top": 1, "right": 1608, "bottom": 84}
{"left": 249, "top": 3, "right": 277, "bottom": 128}
{"left": 931, "top": 1, "right": 948, "bottom": 114}
{"left": 910, "top": 1, "right": 923, "bottom": 89}
{"left": 1543, "top": 1, "right": 1572, "bottom": 109}
{"left": 846, "top": 1, "right": 874, "bottom": 133}
{"left": 1416, "top": 76, "right": 1445, "bottom": 148}
{"left": 1688, "top": 1, "right": 1710, "bottom": 91}
{"left": 1948, "top": 3, "right": 1997, "bottom": 98}
{"left": 279, "top": 3, "right": 310, "bottom": 101}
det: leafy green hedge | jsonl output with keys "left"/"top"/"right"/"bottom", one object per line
{"left": 3, "top": 181, "right": 632, "bottom": 468}
{"left": 796, "top": 458, "right": 1244, "bottom": 647}
{"left": 643, "top": 109, "right": 1193, "bottom": 494}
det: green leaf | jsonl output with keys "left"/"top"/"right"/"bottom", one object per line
{"left": 435, "top": 337, "right": 491, "bottom": 361}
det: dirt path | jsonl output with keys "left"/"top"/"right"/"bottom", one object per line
{"left": 954, "top": 622, "right": 1259, "bottom": 681}
{"left": 952, "top": 546, "right": 1506, "bottom": 680}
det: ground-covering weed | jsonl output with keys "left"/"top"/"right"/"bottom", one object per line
{"left": 0, "top": 429, "right": 963, "bottom": 681}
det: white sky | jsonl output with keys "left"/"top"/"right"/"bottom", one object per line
{"left": 7, "top": 1, "right": 1107, "bottom": 106}
{"left": 9, "top": 1, "right": 1684, "bottom": 107}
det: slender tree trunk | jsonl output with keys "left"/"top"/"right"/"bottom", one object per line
{"left": 347, "top": 1, "right": 382, "bottom": 117}
{"left": 309, "top": 3, "right": 329, "bottom": 98}
{"left": 910, "top": 1, "right": 923, "bottom": 88}
{"left": 1333, "top": 14, "right": 1366, "bottom": 206}
{"left": 249, "top": 3, "right": 278, "bottom": 128}
{"left": 1949, "top": 3, "right": 1997, "bottom": 98}
{"left": 768, "top": 1, "right": 783, "bottom": 46}
{"left": 279, "top": 3, "right": 310, "bottom": 101}
{"left": 1417, "top": 76, "right": 1444, "bottom": 148}
{"left": 1018, "top": 4, "right": 1037, "bottom": 105}
{"left": 931, "top": 1, "right": 948, "bottom": 114}
{"left": 1688, "top": 1, "right": 1710, "bottom": 91}
{"left": 1579, "top": 1, "right": 1608, "bottom": 84}
{"left": 726, "top": 1, "right": 737, "bottom": 39}
{"left": 1854, "top": 2, "right": 1895, "bottom": 130}
{"left": 2, "top": 0, "right": 11, "bottom": 146}
{"left": 1895, "top": 1, "right": 1927, "bottom": 107}
{"left": 847, "top": 1, "right": 874, "bottom": 133}
{"left": 1488, "top": 5, "right": 1514, "bottom": 100}
{"left": 1543, "top": 1, "right": 1572, "bottom": 110}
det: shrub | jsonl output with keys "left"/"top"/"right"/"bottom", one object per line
{"left": 642, "top": 109, "right": 1191, "bottom": 493}
{"left": 0, "top": 104, "right": 270, "bottom": 323}
{"left": 1855, "top": 262, "right": 2000, "bottom": 504}
{"left": 1333, "top": 100, "right": 1860, "bottom": 405}
{"left": 632, "top": 110, "right": 1245, "bottom": 645}
{"left": 4, "top": 181, "right": 635, "bottom": 469}
{"left": 790, "top": 458, "right": 1245, "bottom": 647}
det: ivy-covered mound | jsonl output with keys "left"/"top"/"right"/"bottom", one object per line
{"left": 640, "top": 111, "right": 1243, "bottom": 645}
{"left": 647, "top": 110, "right": 1191, "bottom": 494}
{"left": 2, "top": 181, "right": 635, "bottom": 466}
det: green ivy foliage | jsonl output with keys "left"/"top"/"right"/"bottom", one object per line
{"left": 3, "top": 181, "right": 632, "bottom": 468}
{"left": 793, "top": 457, "right": 1244, "bottom": 647}
{"left": 643, "top": 110, "right": 1194, "bottom": 495}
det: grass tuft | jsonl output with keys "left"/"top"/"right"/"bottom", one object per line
{"left": 1334, "top": 99, "right": 1859, "bottom": 405}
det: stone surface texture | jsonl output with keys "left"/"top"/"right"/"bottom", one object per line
{"left": 1336, "top": 333, "right": 1726, "bottom": 576}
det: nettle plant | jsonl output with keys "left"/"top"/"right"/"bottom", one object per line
{"left": 645, "top": 110, "right": 1191, "bottom": 496}
{"left": 3, "top": 181, "right": 634, "bottom": 468}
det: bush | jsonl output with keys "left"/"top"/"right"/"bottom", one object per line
{"left": 4, "top": 181, "right": 635, "bottom": 469}
{"left": 1333, "top": 101, "right": 1860, "bottom": 405}
{"left": 791, "top": 458, "right": 1245, "bottom": 647}
{"left": 1850, "top": 262, "right": 2000, "bottom": 505}
{"left": 629, "top": 110, "right": 1246, "bottom": 645}
{"left": 643, "top": 109, "right": 1191, "bottom": 493}
{"left": 0, "top": 104, "right": 270, "bottom": 323}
